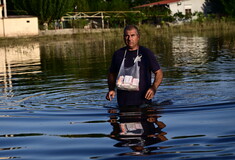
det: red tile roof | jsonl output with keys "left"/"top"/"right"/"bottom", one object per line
{"left": 133, "top": 0, "right": 181, "bottom": 8}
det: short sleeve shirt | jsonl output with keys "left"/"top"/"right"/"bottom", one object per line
{"left": 109, "top": 46, "right": 161, "bottom": 107}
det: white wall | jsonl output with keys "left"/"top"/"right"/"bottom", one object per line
{"left": 0, "top": 16, "right": 39, "bottom": 37}
{"left": 169, "top": 0, "right": 205, "bottom": 15}
{"left": 0, "top": 6, "right": 3, "bottom": 18}
{"left": 0, "top": 19, "right": 3, "bottom": 37}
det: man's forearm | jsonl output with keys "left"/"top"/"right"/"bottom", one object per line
{"left": 108, "top": 73, "right": 117, "bottom": 91}
{"left": 152, "top": 69, "right": 163, "bottom": 91}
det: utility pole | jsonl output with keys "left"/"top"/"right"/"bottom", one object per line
{"left": 3, "top": 0, "right": 7, "bottom": 18}
{"left": 101, "top": 12, "right": 104, "bottom": 29}
{"left": 0, "top": 0, "right": 2, "bottom": 18}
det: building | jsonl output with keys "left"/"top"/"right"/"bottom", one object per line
{"left": 133, "top": 0, "right": 206, "bottom": 16}
{"left": 0, "top": 0, "right": 39, "bottom": 37}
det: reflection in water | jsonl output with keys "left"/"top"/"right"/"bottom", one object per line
{"left": 0, "top": 32, "right": 234, "bottom": 160}
{"left": 0, "top": 43, "right": 40, "bottom": 97}
{"left": 108, "top": 107, "right": 167, "bottom": 156}
{"left": 39, "top": 39, "right": 112, "bottom": 79}
{"left": 172, "top": 36, "right": 208, "bottom": 66}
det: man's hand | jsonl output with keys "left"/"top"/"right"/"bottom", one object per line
{"left": 145, "top": 87, "right": 156, "bottom": 100}
{"left": 145, "top": 69, "right": 163, "bottom": 100}
{"left": 106, "top": 90, "right": 116, "bottom": 101}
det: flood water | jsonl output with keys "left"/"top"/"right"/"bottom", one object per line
{"left": 1, "top": 31, "right": 235, "bottom": 160}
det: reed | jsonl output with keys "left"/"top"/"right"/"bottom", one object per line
{"left": 139, "top": 19, "right": 235, "bottom": 36}
{"left": 1, "top": 19, "right": 234, "bottom": 47}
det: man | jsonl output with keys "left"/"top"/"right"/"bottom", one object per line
{"left": 106, "top": 25, "right": 163, "bottom": 107}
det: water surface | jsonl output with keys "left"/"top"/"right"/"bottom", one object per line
{"left": 0, "top": 31, "right": 235, "bottom": 160}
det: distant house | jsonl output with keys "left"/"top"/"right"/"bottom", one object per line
{"left": 133, "top": 0, "right": 206, "bottom": 16}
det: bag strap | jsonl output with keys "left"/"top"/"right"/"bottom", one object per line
{"left": 123, "top": 49, "right": 140, "bottom": 60}
{"left": 123, "top": 49, "right": 127, "bottom": 59}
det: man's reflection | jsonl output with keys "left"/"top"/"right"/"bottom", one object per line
{"left": 108, "top": 106, "right": 167, "bottom": 155}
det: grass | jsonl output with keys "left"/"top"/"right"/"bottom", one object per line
{"left": 140, "top": 19, "right": 235, "bottom": 36}
{"left": 0, "top": 19, "right": 235, "bottom": 47}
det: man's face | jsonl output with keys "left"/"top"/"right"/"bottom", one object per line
{"left": 124, "top": 29, "right": 140, "bottom": 51}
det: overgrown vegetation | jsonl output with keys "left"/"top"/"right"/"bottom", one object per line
{"left": 6, "top": 0, "right": 235, "bottom": 30}
{"left": 12, "top": 0, "right": 74, "bottom": 28}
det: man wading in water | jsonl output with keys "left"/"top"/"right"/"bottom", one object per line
{"left": 106, "top": 25, "right": 163, "bottom": 108}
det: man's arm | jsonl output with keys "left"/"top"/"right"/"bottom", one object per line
{"left": 145, "top": 69, "right": 163, "bottom": 100}
{"left": 106, "top": 72, "right": 117, "bottom": 101}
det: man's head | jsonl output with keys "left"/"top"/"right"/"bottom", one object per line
{"left": 123, "top": 25, "right": 140, "bottom": 51}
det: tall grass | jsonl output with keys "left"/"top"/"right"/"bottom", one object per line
{"left": 140, "top": 19, "right": 235, "bottom": 36}
{"left": 1, "top": 19, "right": 234, "bottom": 47}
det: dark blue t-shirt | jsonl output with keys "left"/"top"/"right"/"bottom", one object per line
{"left": 109, "top": 46, "right": 161, "bottom": 107}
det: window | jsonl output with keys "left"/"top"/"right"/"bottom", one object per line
{"left": 185, "top": 9, "right": 192, "bottom": 15}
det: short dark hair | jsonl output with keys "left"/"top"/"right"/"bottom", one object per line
{"left": 123, "top": 25, "right": 140, "bottom": 36}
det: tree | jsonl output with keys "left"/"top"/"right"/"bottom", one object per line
{"left": 12, "top": 0, "right": 75, "bottom": 27}
{"left": 203, "top": 0, "right": 235, "bottom": 18}
{"left": 74, "top": 0, "right": 90, "bottom": 12}
{"left": 108, "top": 0, "right": 129, "bottom": 11}
{"left": 128, "top": 0, "right": 161, "bottom": 8}
{"left": 86, "top": 0, "right": 107, "bottom": 11}
{"left": 221, "top": 0, "right": 235, "bottom": 17}
{"left": 203, "top": 0, "right": 225, "bottom": 15}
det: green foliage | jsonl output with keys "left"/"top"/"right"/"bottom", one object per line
{"left": 9, "top": 0, "right": 235, "bottom": 30}
{"left": 108, "top": 0, "right": 129, "bottom": 11}
{"left": 125, "top": 12, "right": 146, "bottom": 25}
{"left": 108, "top": 15, "right": 124, "bottom": 28}
{"left": 221, "top": 0, "right": 235, "bottom": 17}
{"left": 173, "top": 12, "right": 184, "bottom": 20}
{"left": 108, "top": 12, "right": 146, "bottom": 28}
{"left": 84, "top": 0, "right": 107, "bottom": 11}
{"left": 128, "top": 0, "right": 161, "bottom": 8}
{"left": 74, "top": 0, "right": 90, "bottom": 12}
{"left": 205, "top": 0, "right": 235, "bottom": 18}
{"left": 140, "top": 5, "right": 171, "bottom": 17}
{"left": 70, "top": 19, "right": 89, "bottom": 28}
{"left": 204, "top": 0, "right": 225, "bottom": 14}
{"left": 12, "top": 0, "right": 75, "bottom": 25}
{"left": 75, "top": 0, "right": 129, "bottom": 11}
{"left": 193, "top": 12, "right": 206, "bottom": 23}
